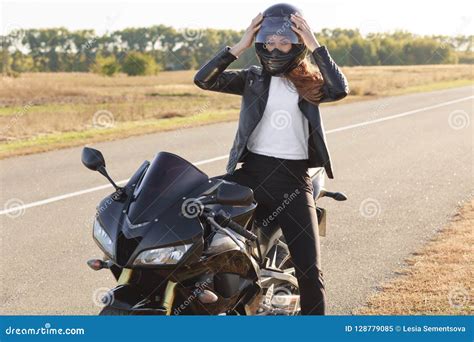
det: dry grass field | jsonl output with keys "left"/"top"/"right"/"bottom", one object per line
{"left": 356, "top": 200, "right": 473, "bottom": 315}
{"left": 0, "top": 64, "right": 472, "bottom": 158}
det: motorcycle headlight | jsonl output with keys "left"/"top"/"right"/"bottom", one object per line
{"left": 134, "top": 244, "right": 192, "bottom": 266}
{"left": 93, "top": 218, "right": 114, "bottom": 257}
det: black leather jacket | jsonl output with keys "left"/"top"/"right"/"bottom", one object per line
{"left": 194, "top": 45, "right": 349, "bottom": 179}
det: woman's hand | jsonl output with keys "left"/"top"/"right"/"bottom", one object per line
{"left": 291, "top": 13, "right": 321, "bottom": 52}
{"left": 230, "top": 13, "right": 263, "bottom": 57}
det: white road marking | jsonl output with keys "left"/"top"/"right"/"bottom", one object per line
{"left": 326, "top": 96, "right": 473, "bottom": 134}
{"left": 1, "top": 95, "right": 472, "bottom": 216}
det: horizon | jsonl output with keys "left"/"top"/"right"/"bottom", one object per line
{"left": 1, "top": 0, "right": 473, "bottom": 37}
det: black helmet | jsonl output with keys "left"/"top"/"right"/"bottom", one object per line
{"left": 255, "top": 3, "right": 308, "bottom": 76}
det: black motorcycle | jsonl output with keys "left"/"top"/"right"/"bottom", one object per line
{"left": 82, "top": 147, "right": 346, "bottom": 315}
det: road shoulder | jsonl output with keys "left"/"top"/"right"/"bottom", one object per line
{"left": 356, "top": 199, "right": 473, "bottom": 315}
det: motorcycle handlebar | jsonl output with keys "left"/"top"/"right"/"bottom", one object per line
{"left": 227, "top": 219, "right": 258, "bottom": 242}
{"left": 214, "top": 210, "right": 257, "bottom": 242}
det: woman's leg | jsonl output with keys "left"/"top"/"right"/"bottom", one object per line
{"left": 224, "top": 155, "right": 326, "bottom": 315}
{"left": 252, "top": 157, "right": 326, "bottom": 315}
{"left": 274, "top": 187, "right": 326, "bottom": 315}
{"left": 222, "top": 163, "right": 274, "bottom": 225}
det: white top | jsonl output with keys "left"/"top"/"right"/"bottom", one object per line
{"left": 246, "top": 76, "right": 309, "bottom": 159}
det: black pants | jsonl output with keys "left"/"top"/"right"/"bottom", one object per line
{"left": 223, "top": 151, "right": 326, "bottom": 315}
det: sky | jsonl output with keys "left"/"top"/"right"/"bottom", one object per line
{"left": 1, "top": 0, "right": 473, "bottom": 37}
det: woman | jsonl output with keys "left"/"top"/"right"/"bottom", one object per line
{"left": 194, "top": 3, "right": 349, "bottom": 315}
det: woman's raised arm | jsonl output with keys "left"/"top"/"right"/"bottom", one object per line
{"left": 291, "top": 13, "right": 350, "bottom": 102}
{"left": 193, "top": 13, "right": 262, "bottom": 95}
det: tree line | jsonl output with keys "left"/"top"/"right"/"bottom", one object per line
{"left": 1, "top": 26, "right": 472, "bottom": 76}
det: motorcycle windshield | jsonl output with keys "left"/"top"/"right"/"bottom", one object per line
{"left": 127, "top": 152, "right": 209, "bottom": 224}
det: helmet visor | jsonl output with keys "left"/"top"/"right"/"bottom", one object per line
{"left": 255, "top": 16, "right": 300, "bottom": 45}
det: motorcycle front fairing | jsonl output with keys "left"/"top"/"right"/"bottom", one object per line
{"left": 91, "top": 152, "right": 263, "bottom": 314}
{"left": 94, "top": 152, "right": 215, "bottom": 268}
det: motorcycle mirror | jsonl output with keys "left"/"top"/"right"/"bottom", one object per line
{"left": 215, "top": 182, "right": 254, "bottom": 206}
{"left": 82, "top": 147, "right": 106, "bottom": 171}
{"left": 81, "top": 147, "right": 122, "bottom": 192}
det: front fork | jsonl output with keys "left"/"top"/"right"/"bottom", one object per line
{"left": 162, "top": 281, "right": 177, "bottom": 315}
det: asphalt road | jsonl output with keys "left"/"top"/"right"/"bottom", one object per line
{"left": 0, "top": 85, "right": 472, "bottom": 314}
